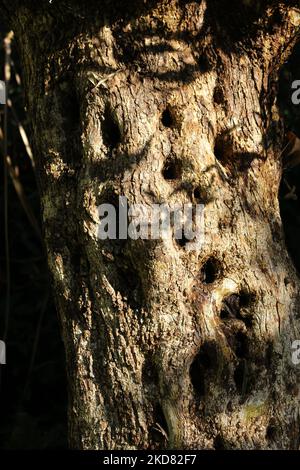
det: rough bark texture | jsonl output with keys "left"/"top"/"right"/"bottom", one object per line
{"left": 2, "top": 0, "right": 300, "bottom": 449}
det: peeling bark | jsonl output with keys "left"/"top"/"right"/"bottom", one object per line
{"left": 2, "top": 0, "right": 300, "bottom": 449}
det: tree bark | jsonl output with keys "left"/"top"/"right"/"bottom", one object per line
{"left": 2, "top": 0, "right": 300, "bottom": 449}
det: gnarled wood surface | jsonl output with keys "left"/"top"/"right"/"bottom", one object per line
{"left": 2, "top": 0, "right": 300, "bottom": 449}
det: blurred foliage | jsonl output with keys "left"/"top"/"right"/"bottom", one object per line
{"left": 0, "top": 11, "right": 299, "bottom": 451}
{"left": 0, "top": 25, "right": 67, "bottom": 449}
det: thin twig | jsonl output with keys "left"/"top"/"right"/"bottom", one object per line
{"left": 10, "top": 59, "right": 21, "bottom": 86}
{"left": 89, "top": 67, "right": 124, "bottom": 92}
{"left": 6, "top": 155, "right": 42, "bottom": 239}
{"left": 7, "top": 98, "right": 34, "bottom": 168}
{"left": 0, "top": 127, "right": 41, "bottom": 239}
{"left": 153, "top": 422, "right": 169, "bottom": 442}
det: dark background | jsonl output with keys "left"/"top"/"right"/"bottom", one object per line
{"left": 0, "top": 23, "right": 67, "bottom": 449}
{"left": 0, "top": 20, "right": 300, "bottom": 450}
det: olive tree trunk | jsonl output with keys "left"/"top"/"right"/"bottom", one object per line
{"left": 3, "top": 0, "right": 300, "bottom": 450}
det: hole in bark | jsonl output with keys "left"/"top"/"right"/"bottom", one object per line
{"left": 227, "top": 401, "right": 233, "bottom": 412}
{"left": 234, "top": 331, "right": 248, "bottom": 358}
{"left": 198, "top": 54, "right": 211, "bottom": 73}
{"left": 220, "top": 292, "right": 253, "bottom": 327}
{"left": 239, "top": 291, "right": 253, "bottom": 308}
{"left": 219, "top": 310, "right": 228, "bottom": 320}
{"left": 161, "top": 107, "right": 174, "bottom": 128}
{"left": 102, "top": 105, "right": 121, "bottom": 149}
{"left": 214, "top": 136, "right": 226, "bottom": 164}
{"left": 193, "top": 186, "right": 211, "bottom": 204}
{"left": 271, "top": 7, "right": 283, "bottom": 27}
{"left": 190, "top": 341, "right": 217, "bottom": 398}
{"left": 220, "top": 294, "right": 241, "bottom": 319}
{"left": 142, "top": 358, "right": 159, "bottom": 385}
{"left": 266, "top": 341, "right": 274, "bottom": 369}
{"left": 233, "top": 360, "right": 246, "bottom": 394}
{"left": 175, "top": 233, "right": 189, "bottom": 248}
{"left": 214, "top": 133, "right": 233, "bottom": 166}
{"left": 214, "top": 434, "right": 226, "bottom": 450}
{"left": 200, "top": 257, "right": 221, "bottom": 284}
{"left": 190, "top": 357, "right": 206, "bottom": 398}
{"left": 220, "top": 319, "right": 249, "bottom": 359}
{"left": 193, "top": 187, "right": 202, "bottom": 201}
{"left": 213, "top": 86, "right": 225, "bottom": 105}
{"left": 215, "top": 133, "right": 261, "bottom": 172}
{"left": 162, "top": 158, "right": 182, "bottom": 180}
{"left": 151, "top": 403, "right": 169, "bottom": 446}
{"left": 235, "top": 152, "right": 261, "bottom": 171}
{"left": 266, "top": 422, "right": 278, "bottom": 441}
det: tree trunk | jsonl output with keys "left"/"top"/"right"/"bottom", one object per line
{"left": 3, "top": 0, "right": 300, "bottom": 449}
